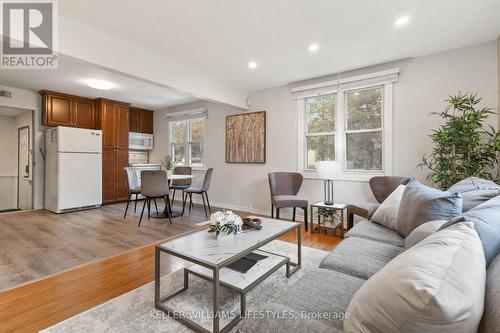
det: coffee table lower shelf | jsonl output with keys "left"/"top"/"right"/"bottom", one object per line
{"left": 156, "top": 250, "right": 292, "bottom": 333}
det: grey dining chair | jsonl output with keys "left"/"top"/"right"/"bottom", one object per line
{"left": 123, "top": 167, "right": 141, "bottom": 218}
{"left": 182, "top": 168, "right": 213, "bottom": 218}
{"left": 268, "top": 172, "right": 309, "bottom": 231}
{"left": 170, "top": 166, "right": 192, "bottom": 205}
{"left": 139, "top": 170, "right": 173, "bottom": 226}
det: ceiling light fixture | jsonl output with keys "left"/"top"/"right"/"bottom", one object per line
{"left": 86, "top": 79, "right": 114, "bottom": 90}
{"left": 308, "top": 43, "right": 319, "bottom": 52}
{"left": 248, "top": 61, "right": 258, "bottom": 70}
{"left": 394, "top": 16, "right": 410, "bottom": 27}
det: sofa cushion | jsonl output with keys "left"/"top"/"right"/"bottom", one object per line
{"left": 320, "top": 237, "right": 404, "bottom": 279}
{"left": 396, "top": 179, "right": 462, "bottom": 237}
{"left": 370, "top": 184, "right": 405, "bottom": 230}
{"left": 404, "top": 220, "right": 448, "bottom": 249}
{"left": 345, "top": 220, "right": 404, "bottom": 247}
{"left": 479, "top": 253, "right": 500, "bottom": 333}
{"left": 236, "top": 268, "right": 364, "bottom": 333}
{"left": 345, "top": 222, "right": 486, "bottom": 333}
{"left": 448, "top": 177, "right": 500, "bottom": 212}
{"left": 441, "top": 195, "right": 500, "bottom": 266}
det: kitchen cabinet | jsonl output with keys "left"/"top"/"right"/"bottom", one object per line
{"left": 40, "top": 91, "right": 96, "bottom": 129}
{"left": 96, "top": 98, "right": 130, "bottom": 204}
{"left": 129, "top": 107, "right": 154, "bottom": 134}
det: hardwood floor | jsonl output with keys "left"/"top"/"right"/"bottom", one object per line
{"left": 0, "top": 202, "right": 342, "bottom": 333}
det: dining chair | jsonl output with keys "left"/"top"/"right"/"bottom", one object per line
{"left": 138, "top": 170, "right": 173, "bottom": 227}
{"left": 182, "top": 168, "right": 213, "bottom": 218}
{"left": 123, "top": 167, "right": 141, "bottom": 219}
{"left": 170, "top": 166, "right": 192, "bottom": 205}
{"left": 268, "top": 172, "right": 309, "bottom": 230}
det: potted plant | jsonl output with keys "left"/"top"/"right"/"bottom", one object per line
{"left": 419, "top": 92, "right": 500, "bottom": 190}
{"left": 161, "top": 155, "right": 175, "bottom": 178}
{"left": 208, "top": 211, "right": 243, "bottom": 239}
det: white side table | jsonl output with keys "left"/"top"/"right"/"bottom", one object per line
{"left": 310, "top": 201, "right": 347, "bottom": 237}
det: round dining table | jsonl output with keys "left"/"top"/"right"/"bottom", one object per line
{"left": 152, "top": 174, "right": 195, "bottom": 219}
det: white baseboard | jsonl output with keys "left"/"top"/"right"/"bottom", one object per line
{"left": 178, "top": 196, "right": 307, "bottom": 222}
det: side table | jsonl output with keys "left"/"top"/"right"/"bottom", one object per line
{"left": 310, "top": 202, "right": 347, "bottom": 237}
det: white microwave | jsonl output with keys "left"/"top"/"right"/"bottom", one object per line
{"left": 129, "top": 132, "right": 154, "bottom": 150}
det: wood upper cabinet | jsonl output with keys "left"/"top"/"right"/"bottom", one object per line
{"left": 40, "top": 91, "right": 96, "bottom": 129}
{"left": 72, "top": 98, "right": 95, "bottom": 128}
{"left": 95, "top": 98, "right": 130, "bottom": 204}
{"left": 129, "top": 107, "right": 153, "bottom": 134}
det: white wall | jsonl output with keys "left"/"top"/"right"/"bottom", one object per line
{"left": 0, "top": 116, "right": 17, "bottom": 210}
{"left": 0, "top": 86, "right": 43, "bottom": 209}
{"left": 153, "top": 41, "right": 498, "bottom": 219}
{"left": 498, "top": 36, "right": 500, "bottom": 127}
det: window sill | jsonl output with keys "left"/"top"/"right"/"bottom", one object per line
{"left": 302, "top": 171, "right": 385, "bottom": 183}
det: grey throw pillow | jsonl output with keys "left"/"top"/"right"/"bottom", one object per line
{"left": 396, "top": 179, "right": 462, "bottom": 237}
{"left": 440, "top": 195, "right": 500, "bottom": 266}
{"left": 404, "top": 220, "right": 448, "bottom": 249}
{"left": 448, "top": 177, "right": 500, "bottom": 212}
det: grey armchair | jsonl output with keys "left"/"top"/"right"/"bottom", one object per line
{"left": 268, "top": 172, "right": 308, "bottom": 231}
{"left": 347, "top": 176, "right": 411, "bottom": 229}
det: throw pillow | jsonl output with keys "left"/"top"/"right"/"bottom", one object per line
{"left": 396, "top": 179, "right": 462, "bottom": 237}
{"left": 440, "top": 195, "right": 500, "bottom": 266}
{"left": 344, "top": 222, "right": 486, "bottom": 333}
{"left": 403, "top": 219, "right": 448, "bottom": 249}
{"left": 370, "top": 184, "right": 406, "bottom": 230}
{"left": 448, "top": 177, "right": 500, "bottom": 212}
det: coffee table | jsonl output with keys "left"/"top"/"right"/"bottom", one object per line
{"left": 155, "top": 218, "right": 301, "bottom": 333}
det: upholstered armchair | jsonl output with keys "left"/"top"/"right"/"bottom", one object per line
{"left": 268, "top": 172, "right": 309, "bottom": 231}
{"left": 347, "top": 176, "right": 411, "bottom": 229}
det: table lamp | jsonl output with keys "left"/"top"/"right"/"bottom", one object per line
{"left": 316, "top": 160, "right": 338, "bottom": 205}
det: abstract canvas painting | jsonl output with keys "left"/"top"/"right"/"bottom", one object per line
{"left": 226, "top": 111, "right": 266, "bottom": 163}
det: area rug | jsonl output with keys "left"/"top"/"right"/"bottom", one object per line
{"left": 40, "top": 240, "right": 328, "bottom": 333}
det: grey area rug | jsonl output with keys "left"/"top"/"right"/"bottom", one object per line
{"left": 41, "top": 240, "right": 328, "bottom": 333}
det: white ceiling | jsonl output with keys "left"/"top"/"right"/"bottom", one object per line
{"left": 59, "top": 0, "right": 500, "bottom": 93}
{"left": 0, "top": 106, "right": 31, "bottom": 117}
{"left": 0, "top": 55, "right": 198, "bottom": 110}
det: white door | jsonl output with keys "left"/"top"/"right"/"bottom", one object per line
{"left": 18, "top": 126, "right": 32, "bottom": 210}
{"left": 58, "top": 152, "right": 102, "bottom": 210}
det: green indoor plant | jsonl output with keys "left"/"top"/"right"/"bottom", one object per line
{"left": 161, "top": 155, "right": 175, "bottom": 170}
{"left": 419, "top": 92, "right": 500, "bottom": 190}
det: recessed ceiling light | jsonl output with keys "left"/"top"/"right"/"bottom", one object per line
{"left": 248, "top": 61, "right": 258, "bottom": 70}
{"left": 308, "top": 43, "right": 319, "bottom": 52}
{"left": 86, "top": 79, "right": 114, "bottom": 90}
{"left": 394, "top": 16, "right": 410, "bottom": 27}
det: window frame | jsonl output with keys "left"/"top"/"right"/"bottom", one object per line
{"left": 296, "top": 78, "right": 394, "bottom": 181}
{"left": 169, "top": 117, "right": 206, "bottom": 170}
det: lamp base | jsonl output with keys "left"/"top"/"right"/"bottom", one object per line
{"left": 323, "top": 179, "right": 334, "bottom": 206}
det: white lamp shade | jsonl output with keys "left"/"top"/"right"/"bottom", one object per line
{"left": 316, "top": 160, "right": 338, "bottom": 180}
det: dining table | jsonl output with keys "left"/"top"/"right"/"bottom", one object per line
{"left": 152, "top": 174, "right": 195, "bottom": 219}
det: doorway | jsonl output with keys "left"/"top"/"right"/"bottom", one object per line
{"left": 0, "top": 107, "right": 33, "bottom": 212}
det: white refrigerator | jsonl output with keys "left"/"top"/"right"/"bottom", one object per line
{"left": 45, "top": 127, "right": 103, "bottom": 213}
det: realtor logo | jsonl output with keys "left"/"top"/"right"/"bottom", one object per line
{"left": 1, "top": 0, "right": 58, "bottom": 69}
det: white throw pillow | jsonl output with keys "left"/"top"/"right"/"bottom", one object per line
{"left": 370, "top": 184, "right": 406, "bottom": 230}
{"left": 344, "top": 222, "right": 486, "bottom": 333}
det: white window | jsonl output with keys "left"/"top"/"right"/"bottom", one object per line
{"left": 169, "top": 117, "right": 205, "bottom": 169}
{"left": 295, "top": 69, "right": 397, "bottom": 180}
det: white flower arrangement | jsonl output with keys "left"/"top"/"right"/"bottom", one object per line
{"left": 208, "top": 210, "right": 243, "bottom": 237}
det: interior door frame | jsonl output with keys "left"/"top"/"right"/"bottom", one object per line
{"left": 17, "top": 125, "right": 33, "bottom": 210}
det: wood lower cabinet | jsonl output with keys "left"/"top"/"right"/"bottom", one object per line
{"left": 96, "top": 98, "right": 130, "bottom": 204}
{"left": 40, "top": 91, "right": 96, "bottom": 129}
{"left": 129, "top": 107, "right": 154, "bottom": 134}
